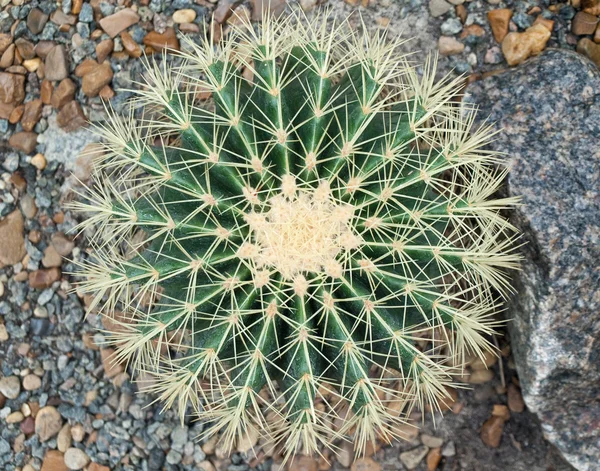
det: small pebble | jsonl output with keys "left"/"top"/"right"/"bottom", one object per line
{"left": 400, "top": 446, "right": 429, "bottom": 470}
{"left": 31, "top": 153, "right": 47, "bottom": 170}
{"left": 64, "top": 447, "right": 90, "bottom": 470}
{"left": 172, "top": 9, "right": 196, "bottom": 23}
{"left": 22, "top": 374, "right": 41, "bottom": 391}
{"left": 0, "top": 376, "right": 21, "bottom": 399}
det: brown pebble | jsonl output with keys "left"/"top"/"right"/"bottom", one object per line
{"left": 20, "top": 415, "right": 35, "bottom": 434}
{"left": 41, "top": 450, "right": 68, "bottom": 471}
{"left": 214, "top": 0, "right": 239, "bottom": 23}
{"left": 143, "top": 27, "right": 180, "bottom": 52}
{"left": 23, "top": 58, "right": 42, "bottom": 73}
{"left": 481, "top": 415, "right": 505, "bottom": 448}
{"left": 34, "top": 41, "right": 55, "bottom": 60}
{"left": 0, "top": 33, "right": 11, "bottom": 54}
{"left": 96, "top": 39, "right": 114, "bottom": 63}
{"left": 0, "top": 44, "right": 15, "bottom": 69}
{"left": 426, "top": 448, "right": 442, "bottom": 471}
{"left": 572, "top": 11, "right": 598, "bottom": 36}
{"left": 468, "top": 369, "right": 494, "bottom": 384}
{"left": 438, "top": 36, "right": 465, "bottom": 56}
{"left": 507, "top": 383, "right": 525, "bottom": 413}
{"left": 179, "top": 22, "right": 200, "bottom": 34}
{"left": 502, "top": 24, "right": 551, "bottom": 66}
{"left": 21, "top": 99, "right": 42, "bottom": 132}
{"left": 577, "top": 37, "right": 600, "bottom": 67}
{"left": 98, "top": 8, "right": 140, "bottom": 38}
{"left": 29, "top": 268, "right": 61, "bottom": 289}
{"left": 72, "top": 0, "right": 83, "bottom": 15}
{"left": 492, "top": 404, "right": 511, "bottom": 421}
{"left": 81, "top": 62, "right": 113, "bottom": 97}
{"left": 10, "top": 172, "right": 27, "bottom": 191}
{"left": 50, "top": 10, "right": 77, "bottom": 27}
{"left": 99, "top": 84, "right": 115, "bottom": 100}
{"left": 56, "top": 100, "right": 87, "bottom": 132}
{"left": 51, "top": 78, "right": 76, "bottom": 109}
{"left": 488, "top": 9, "right": 512, "bottom": 43}
{"left": 456, "top": 4, "right": 467, "bottom": 23}
{"left": 31, "top": 153, "right": 47, "bottom": 170}
{"left": 88, "top": 463, "right": 111, "bottom": 471}
{"left": 460, "top": 24, "right": 485, "bottom": 39}
{"left": 15, "top": 38, "right": 35, "bottom": 60}
{"left": 120, "top": 32, "right": 142, "bottom": 58}
{"left": 6, "top": 65, "right": 28, "bottom": 75}
{"left": 29, "top": 230, "right": 42, "bottom": 244}
{"left": 9, "top": 104, "right": 24, "bottom": 124}
{"left": 44, "top": 45, "right": 69, "bottom": 81}
{"left": 36, "top": 406, "right": 63, "bottom": 442}
{"left": 75, "top": 59, "right": 98, "bottom": 77}
{"left": 0, "top": 71, "right": 25, "bottom": 119}
{"left": 351, "top": 457, "right": 382, "bottom": 471}
{"left": 9, "top": 131, "right": 38, "bottom": 154}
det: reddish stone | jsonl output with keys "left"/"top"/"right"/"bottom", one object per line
{"left": 41, "top": 79, "right": 53, "bottom": 104}
{"left": 95, "top": 38, "right": 113, "bottom": 63}
{"left": 72, "top": 0, "right": 83, "bottom": 15}
{"left": 41, "top": 450, "right": 68, "bottom": 471}
{"left": 9, "top": 131, "right": 38, "bottom": 154}
{"left": 74, "top": 59, "right": 98, "bottom": 77}
{"left": 50, "top": 10, "right": 77, "bottom": 26}
{"left": 214, "top": 0, "right": 243, "bottom": 24}
{"left": 88, "top": 464, "right": 110, "bottom": 471}
{"left": 120, "top": 32, "right": 141, "bottom": 58}
{"left": 44, "top": 45, "right": 69, "bottom": 81}
{"left": 460, "top": 24, "right": 486, "bottom": 39}
{"left": 21, "top": 99, "right": 43, "bottom": 132}
{"left": 34, "top": 41, "right": 56, "bottom": 59}
{"left": 0, "top": 72, "right": 25, "bottom": 119}
{"left": 27, "top": 8, "right": 49, "bottom": 34}
{"left": 28, "top": 268, "right": 61, "bottom": 289}
{"left": 0, "top": 33, "right": 11, "bottom": 54}
{"left": 251, "top": 0, "right": 287, "bottom": 21}
{"left": 51, "top": 78, "right": 76, "bottom": 109}
{"left": 20, "top": 416, "right": 35, "bottom": 434}
{"left": 481, "top": 415, "right": 505, "bottom": 448}
{"left": 56, "top": 100, "right": 87, "bottom": 132}
{"left": 98, "top": 8, "right": 140, "bottom": 38}
{"left": 81, "top": 62, "right": 113, "bottom": 97}
{"left": 143, "top": 27, "right": 180, "bottom": 52}
{"left": 0, "top": 44, "right": 15, "bottom": 69}
{"left": 8, "top": 104, "right": 24, "bottom": 124}
{"left": 15, "top": 38, "right": 35, "bottom": 60}
{"left": 487, "top": 9, "right": 512, "bottom": 43}
{"left": 98, "top": 85, "right": 114, "bottom": 100}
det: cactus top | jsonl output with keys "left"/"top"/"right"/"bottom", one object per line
{"left": 74, "top": 10, "right": 519, "bottom": 461}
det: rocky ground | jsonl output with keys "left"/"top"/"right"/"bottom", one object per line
{"left": 1, "top": 0, "right": 600, "bottom": 470}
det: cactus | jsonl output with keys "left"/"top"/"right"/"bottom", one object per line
{"left": 74, "top": 10, "right": 519, "bottom": 460}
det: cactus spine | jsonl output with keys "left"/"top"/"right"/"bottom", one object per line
{"left": 74, "top": 10, "right": 519, "bottom": 460}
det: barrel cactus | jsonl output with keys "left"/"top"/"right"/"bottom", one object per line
{"left": 74, "top": 10, "right": 519, "bottom": 460}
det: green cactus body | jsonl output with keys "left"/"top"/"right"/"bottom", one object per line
{"left": 75, "top": 11, "right": 519, "bottom": 459}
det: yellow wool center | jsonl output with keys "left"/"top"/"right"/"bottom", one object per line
{"left": 244, "top": 188, "right": 361, "bottom": 280}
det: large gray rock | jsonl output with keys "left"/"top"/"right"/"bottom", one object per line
{"left": 465, "top": 49, "right": 600, "bottom": 471}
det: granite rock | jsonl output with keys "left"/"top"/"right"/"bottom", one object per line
{"left": 465, "top": 49, "right": 600, "bottom": 471}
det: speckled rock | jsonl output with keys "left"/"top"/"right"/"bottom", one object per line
{"left": 465, "top": 49, "right": 600, "bottom": 471}
{"left": 0, "top": 210, "right": 26, "bottom": 268}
